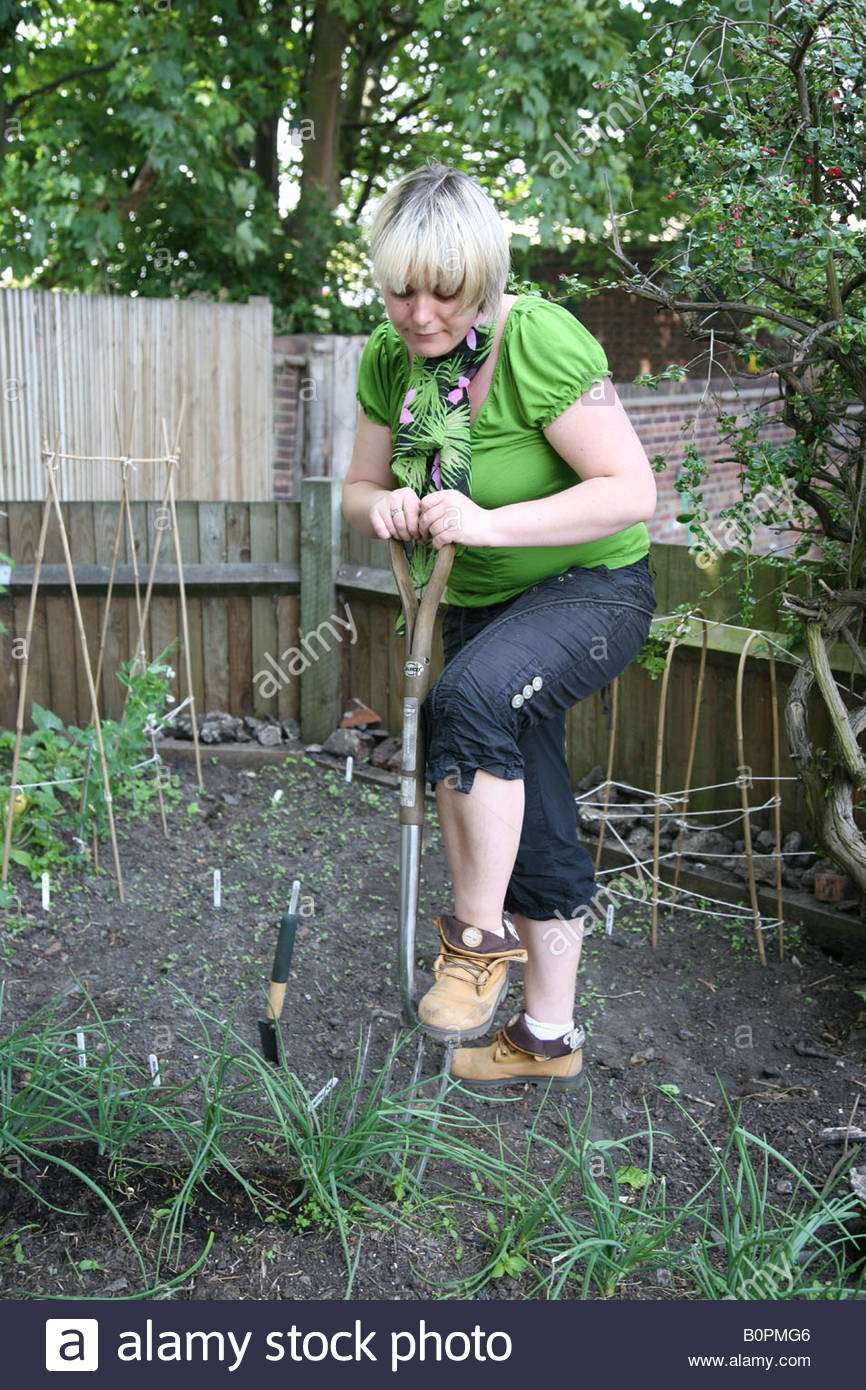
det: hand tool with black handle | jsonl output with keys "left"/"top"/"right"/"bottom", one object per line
{"left": 258, "top": 877, "right": 302, "bottom": 1062}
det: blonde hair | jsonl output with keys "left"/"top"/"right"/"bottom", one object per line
{"left": 368, "top": 163, "right": 510, "bottom": 322}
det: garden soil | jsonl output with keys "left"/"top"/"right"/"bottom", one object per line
{"left": 1, "top": 751, "right": 865, "bottom": 1300}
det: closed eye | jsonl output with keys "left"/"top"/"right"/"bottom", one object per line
{"left": 391, "top": 286, "right": 461, "bottom": 301}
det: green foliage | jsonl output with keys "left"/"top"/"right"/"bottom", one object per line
{"left": 563, "top": 1, "right": 866, "bottom": 600}
{"left": 0, "top": 0, "right": 702, "bottom": 325}
{"left": 561, "top": 0, "right": 866, "bottom": 750}
{"left": 0, "top": 652, "right": 178, "bottom": 878}
{"left": 674, "top": 1083, "right": 863, "bottom": 1300}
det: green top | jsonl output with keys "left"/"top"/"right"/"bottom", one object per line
{"left": 356, "top": 294, "right": 650, "bottom": 608}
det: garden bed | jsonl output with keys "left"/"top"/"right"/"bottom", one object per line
{"left": 1, "top": 752, "right": 865, "bottom": 1300}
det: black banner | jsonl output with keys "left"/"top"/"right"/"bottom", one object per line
{"left": 3, "top": 1297, "right": 860, "bottom": 1387}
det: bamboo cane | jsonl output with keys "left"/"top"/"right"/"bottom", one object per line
{"left": 768, "top": 650, "right": 785, "bottom": 960}
{"left": 117, "top": 391, "right": 146, "bottom": 675}
{"left": 126, "top": 461, "right": 173, "bottom": 713}
{"left": 47, "top": 452, "right": 173, "bottom": 464}
{"left": 1, "top": 475, "right": 53, "bottom": 884}
{"left": 92, "top": 484, "right": 127, "bottom": 705}
{"left": 124, "top": 478, "right": 146, "bottom": 674}
{"left": 44, "top": 447, "right": 126, "bottom": 902}
{"left": 88, "top": 394, "right": 140, "bottom": 705}
{"left": 162, "top": 416, "right": 202, "bottom": 789}
{"left": 670, "top": 612, "right": 709, "bottom": 905}
{"left": 735, "top": 631, "right": 766, "bottom": 965}
{"left": 125, "top": 395, "right": 186, "bottom": 712}
{"left": 594, "top": 676, "right": 619, "bottom": 868}
{"left": 651, "top": 615, "right": 690, "bottom": 950}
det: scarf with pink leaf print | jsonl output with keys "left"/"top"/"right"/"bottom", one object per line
{"left": 389, "top": 313, "right": 493, "bottom": 604}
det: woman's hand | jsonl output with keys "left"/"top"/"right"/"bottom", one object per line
{"left": 369, "top": 486, "right": 423, "bottom": 542}
{"left": 418, "top": 490, "right": 494, "bottom": 548}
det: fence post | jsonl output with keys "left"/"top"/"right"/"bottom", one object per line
{"left": 300, "top": 476, "right": 342, "bottom": 743}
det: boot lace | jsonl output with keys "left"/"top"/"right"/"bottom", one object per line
{"left": 492, "top": 1029, "right": 532, "bottom": 1062}
{"left": 432, "top": 947, "right": 507, "bottom": 995}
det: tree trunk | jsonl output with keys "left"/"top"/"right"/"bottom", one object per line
{"left": 300, "top": 3, "right": 350, "bottom": 208}
{"left": 782, "top": 591, "right": 866, "bottom": 900}
{"left": 254, "top": 115, "right": 280, "bottom": 202}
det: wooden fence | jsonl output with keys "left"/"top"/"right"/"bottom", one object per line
{"left": 0, "top": 289, "right": 274, "bottom": 501}
{"left": 0, "top": 498, "right": 300, "bottom": 727}
{"left": 2, "top": 482, "right": 860, "bottom": 837}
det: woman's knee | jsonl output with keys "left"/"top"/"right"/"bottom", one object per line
{"left": 424, "top": 660, "right": 498, "bottom": 731}
{"left": 422, "top": 663, "right": 526, "bottom": 792}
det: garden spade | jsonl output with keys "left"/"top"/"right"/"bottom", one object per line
{"left": 258, "top": 878, "right": 302, "bottom": 1062}
{"left": 389, "top": 539, "right": 454, "bottom": 1028}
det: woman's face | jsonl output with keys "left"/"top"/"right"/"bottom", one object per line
{"left": 383, "top": 281, "right": 481, "bottom": 357}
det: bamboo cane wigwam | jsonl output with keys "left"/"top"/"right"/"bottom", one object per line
{"left": 1, "top": 398, "right": 204, "bottom": 895}
{"left": 2, "top": 435, "right": 126, "bottom": 900}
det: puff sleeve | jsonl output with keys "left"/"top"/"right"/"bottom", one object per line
{"left": 355, "top": 322, "right": 397, "bottom": 428}
{"left": 507, "top": 299, "right": 612, "bottom": 429}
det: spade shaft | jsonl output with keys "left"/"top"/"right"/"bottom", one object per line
{"left": 389, "top": 540, "right": 454, "bottom": 1026}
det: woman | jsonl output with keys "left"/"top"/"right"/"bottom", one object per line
{"left": 342, "top": 163, "right": 657, "bottom": 1088}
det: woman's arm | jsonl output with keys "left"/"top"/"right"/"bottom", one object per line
{"left": 341, "top": 410, "right": 423, "bottom": 543}
{"left": 419, "top": 378, "right": 657, "bottom": 549}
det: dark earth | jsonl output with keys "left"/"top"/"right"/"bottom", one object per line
{"left": 1, "top": 750, "right": 865, "bottom": 1300}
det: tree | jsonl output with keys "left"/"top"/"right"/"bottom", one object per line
{"left": 564, "top": 0, "right": 866, "bottom": 895}
{"left": 1, "top": 0, "right": 696, "bottom": 329}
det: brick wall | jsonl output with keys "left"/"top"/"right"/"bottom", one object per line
{"left": 273, "top": 334, "right": 307, "bottom": 499}
{"left": 618, "top": 380, "right": 794, "bottom": 551}
{"left": 579, "top": 290, "right": 721, "bottom": 383}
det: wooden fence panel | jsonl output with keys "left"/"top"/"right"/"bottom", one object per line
{"left": 276, "top": 503, "right": 301, "bottom": 724}
{"left": 300, "top": 336, "right": 367, "bottom": 480}
{"left": 225, "top": 502, "right": 253, "bottom": 718}
{"left": 144, "top": 500, "right": 180, "bottom": 709}
{"left": 198, "top": 501, "right": 229, "bottom": 713}
{"left": 1, "top": 500, "right": 302, "bottom": 729}
{"left": 0, "top": 289, "right": 273, "bottom": 502}
{"left": 249, "top": 503, "right": 279, "bottom": 720}
{"left": 174, "top": 501, "right": 204, "bottom": 725}
{"left": 0, "top": 508, "right": 14, "bottom": 727}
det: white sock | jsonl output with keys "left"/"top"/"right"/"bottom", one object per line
{"left": 463, "top": 916, "right": 515, "bottom": 940}
{"left": 523, "top": 1010, "right": 575, "bottom": 1041}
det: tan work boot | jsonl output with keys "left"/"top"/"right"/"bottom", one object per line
{"left": 450, "top": 1011, "right": 586, "bottom": 1088}
{"left": 416, "top": 915, "right": 528, "bottom": 1042}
